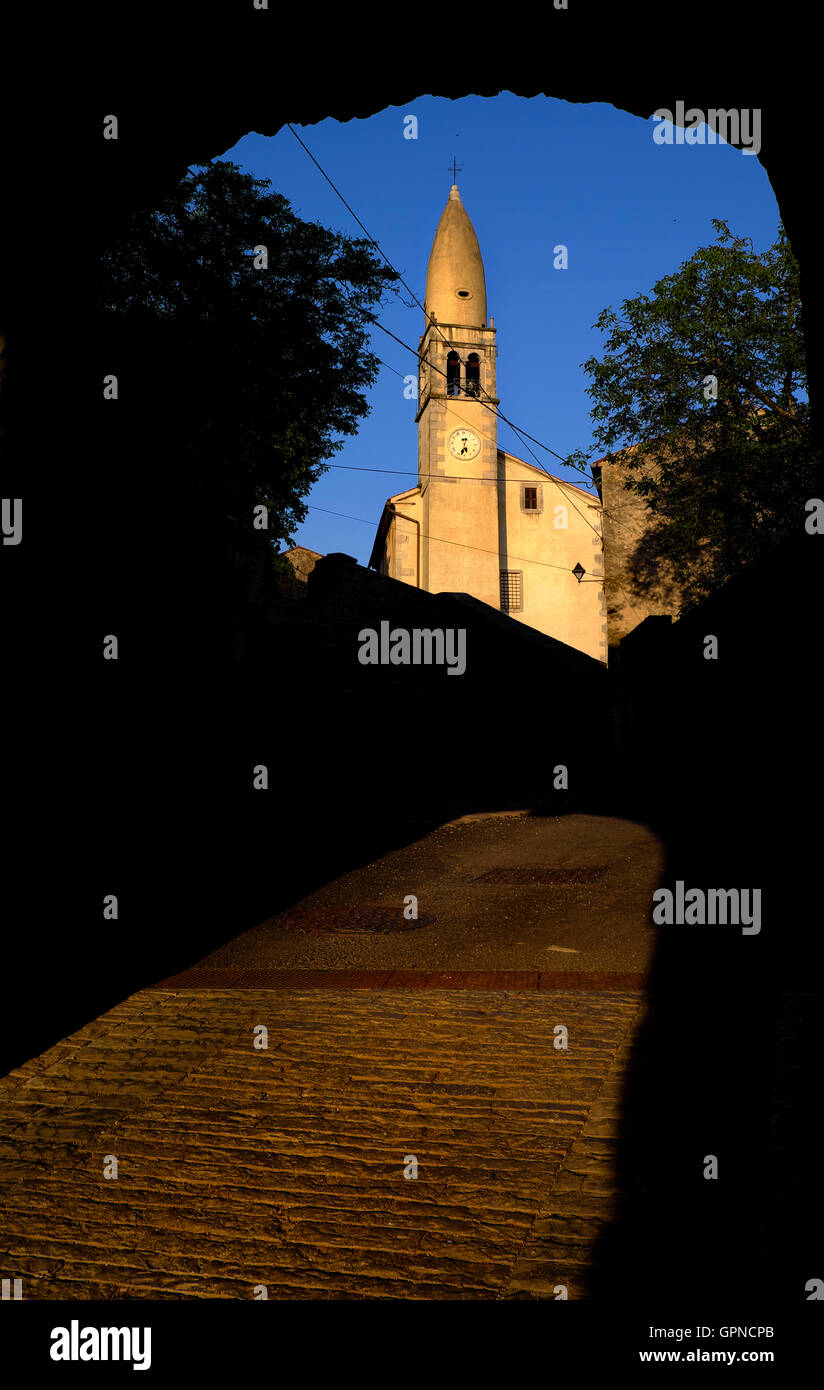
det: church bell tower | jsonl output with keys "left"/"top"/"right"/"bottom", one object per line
{"left": 415, "top": 183, "right": 500, "bottom": 603}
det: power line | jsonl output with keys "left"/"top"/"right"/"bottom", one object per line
{"left": 288, "top": 123, "right": 483, "bottom": 381}
{"left": 364, "top": 354, "right": 598, "bottom": 497}
{"left": 364, "top": 316, "right": 600, "bottom": 530}
{"left": 372, "top": 354, "right": 408, "bottom": 382}
{"left": 283, "top": 133, "right": 793, "bottom": 577}
{"left": 325, "top": 460, "right": 599, "bottom": 498}
{"left": 308, "top": 181, "right": 603, "bottom": 536}
{"left": 286, "top": 123, "right": 599, "bottom": 497}
{"left": 305, "top": 503, "right": 604, "bottom": 580}
{"left": 333, "top": 271, "right": 599, "bottom": 510}
{"left": 365, "top": 294, "right": 597, "bottom": 496}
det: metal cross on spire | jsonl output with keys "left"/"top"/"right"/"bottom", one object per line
{"left": 448, "top": 156, "right": 462, "bottom": 183}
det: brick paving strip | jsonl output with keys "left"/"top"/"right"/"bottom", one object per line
{"left": 156, "top": 969, "right": 647, "bottom": 990}
{"left": 0, "top": 986, "right": 645, "bottom": 1299}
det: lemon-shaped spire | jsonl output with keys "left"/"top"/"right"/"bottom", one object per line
{"left": 424, "top": 184, "right": 487, "bottom": 328}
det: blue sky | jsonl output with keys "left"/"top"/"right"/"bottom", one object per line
{"left": 216, "top": 94, "right": 781, "bottom": 564}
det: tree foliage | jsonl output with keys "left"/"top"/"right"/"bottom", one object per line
{"left": 99, "top": 160, "right": 398, "bottom": 550}
{"left": 573, "top": 220, "right": 817, "bottom": 606}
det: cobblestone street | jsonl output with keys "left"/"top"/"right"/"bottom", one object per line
{"left": 0, "top": 983, "right": 644, "bottom": 1299}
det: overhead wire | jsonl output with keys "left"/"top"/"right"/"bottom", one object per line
{"left": 306, "top": 503, "right": 604, "bottom": 582}
{"left": 286, "top": 122, "right": 603, "bottom": 530}
{"left": 358, "top": 322, "right": 603, "bottom": 534}
{"left": 325, "top": 460, "right": 599, "bottom": 496}
{"left": 365, "top": 345, "right": 600, "bottom": 504}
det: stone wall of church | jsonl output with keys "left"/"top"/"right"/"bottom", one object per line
{"left": 498, "top": 452, "right": 607, "bottom": 664}
{"left": 594, "top": 456, "right": 689, "bottom": 652}
{"left": 384, "top": 490, "right": 421, "bottom": 585}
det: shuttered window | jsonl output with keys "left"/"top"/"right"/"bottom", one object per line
{"left": 500, "top": 570, "right": 523, "bottom": 611}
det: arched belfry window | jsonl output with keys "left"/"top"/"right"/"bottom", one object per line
{"left": 466, "top": 353, "right": 481, "bottom": 397}
{"left": 446, "top": 351, "right": 460, "bottom": 397}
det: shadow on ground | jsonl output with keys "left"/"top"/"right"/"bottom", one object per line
{"left": 4, "top": 534, "right": 821, "bottom": 1310}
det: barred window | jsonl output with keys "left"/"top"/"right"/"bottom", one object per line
{"left": 500, "top": 570, "right": 523, "bottom": 611}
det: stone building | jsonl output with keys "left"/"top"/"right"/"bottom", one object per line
{"left": 591, "top": 450, "right": 696, "bottom": 655}
{"left": 369, "top": 183, "right": 607, "bottom": 665}
{"left": 282, "top": 545, "right": 323, "bottom": 586}
{"left": 276, "top": 545, "right": 324, "bottom": 599}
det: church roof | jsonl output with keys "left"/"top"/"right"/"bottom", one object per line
{"left": 381, "top": 484, "right": 420, "bottom": 503}
{"left": 424, "top": 184, "right": 487, "bottom": 328}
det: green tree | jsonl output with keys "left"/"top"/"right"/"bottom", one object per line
{"left": 99, "top": 160, "right": 398, "bottom": 551}
{"left": 572, "top": 220, "right": 817, "bottom": 607}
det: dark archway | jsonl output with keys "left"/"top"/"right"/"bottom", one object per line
{"left": 5, "top": 11, "right": 822, "bottom": 1315}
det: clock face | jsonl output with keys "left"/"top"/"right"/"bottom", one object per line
{"left": 448, "top": 428, "right": 481, "bottom": 461}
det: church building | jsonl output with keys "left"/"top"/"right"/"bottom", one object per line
{"left": 369, "top": 182, "right": 607, "bottom": 664}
